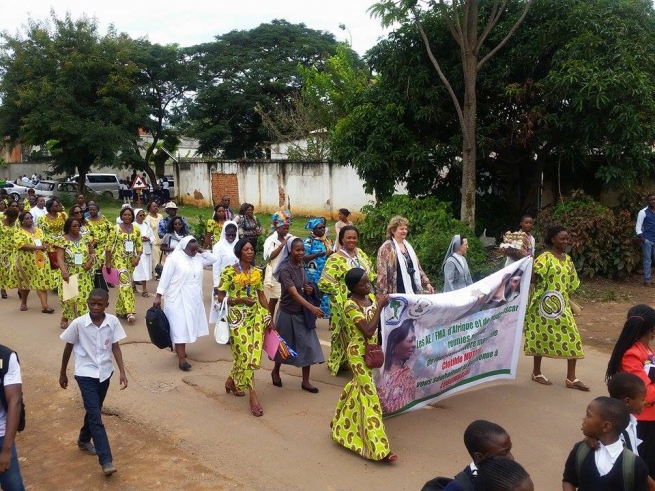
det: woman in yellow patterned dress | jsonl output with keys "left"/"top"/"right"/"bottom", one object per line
{"left": 318, "top": 225, "right": 376, "bottom": 376}
{"left": 15, "top": 211, "right": 55, "bottom": 313}
{"left": 37, "top": 198, "right": 67, "bottom": 287}
{"left": 216, "top": 239, "right": 273, "bottom": 417}
{"left": 105, "top": 207, "right": 143, "bottom": 324}
{"left": 0, "top": 207, "right": 20, "bottom": 299}
{"left": 203, "top": 204, "right": 226, "bottom": 248}
{"left": 331, "top": 267, "right": 396, "bottom": 462}
{"left": 55, "top": 217, "right": 96, "bottom": 329}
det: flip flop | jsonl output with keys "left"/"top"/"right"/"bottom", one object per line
{"left": 19, "top": 305, "right": 27, "bottom": 312}
{"left": 127, "top": 314, "right": 136, "bottom": 324}
{"left": 566, "top": 378, "right": 590, "bottom": 391}
{"left": 42, "top": 307, "right": 55, "bottom": 314}
{"left": 141, "top": 292, "right": 150, "bottom": 298}
{"left": 531, "top": 373, "right": 552, "bottom": 386}
{"left": 382, "top": 453, "right": 398, "bottom": 463}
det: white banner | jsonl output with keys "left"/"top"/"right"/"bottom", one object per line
{"left": 375, "top": 257, "right": 533, "bottom": 416}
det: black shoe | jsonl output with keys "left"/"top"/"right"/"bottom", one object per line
{"left": 102, "top": 462, "right": 117, "bottom": 476}
{"left": 178, "top": 361, "right": 192, "bottom": 371}
{"left": 78, "top": 440, "right": 97, "bottom": 455}
{"left": 301, "top": 384, "right": 319, "bottom": 394}
{"left": 271, "top": 373, "right": 282, "bottom": 387}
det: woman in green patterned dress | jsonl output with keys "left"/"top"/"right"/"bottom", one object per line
{"left": 86, "top": 203, "right": 112, "bottom": 278}
{"left": 318, "top": 225, "right": 376, "bottom": 376}
{"left": 216, "top": 239, "right": 273, "bottom": 417}
{"left": 15, "top": 211, "right": 55, "bottom": 312}
{"left": 0, "top": 207, "right": 20, "bottom": 299}
{"left": 55, "top": 217, "right": 96, "bottom": 329}
{"left": 331, "top": 267, "right": 396, "bottom": 462}
{"left": 524, "top": 225, "right": 589, "bottom": 391}
{"left": 203, "top": 204, "right": 226, "bottom": 248}
{"left": 105, "top": 207, "right": 143, "bottom": 324}
{"left": 37, "top": 198, "right": 67, "bottom": 288}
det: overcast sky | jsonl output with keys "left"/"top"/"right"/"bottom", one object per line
{"left": 1, "top": 0, "right": 390, "bottom": 56}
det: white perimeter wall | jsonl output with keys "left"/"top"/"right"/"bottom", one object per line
{"left": 176, "top": 160, "right": 406, "bottom": 217}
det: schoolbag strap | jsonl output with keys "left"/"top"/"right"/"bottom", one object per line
{"left": 453, "top": 470, "right": 475, "bottom": 491}
{"left": 575, "top": 442, "right": 591, "bottom": 482}
{"left": 622, "top": 448, "right": 636, "bottom": 491}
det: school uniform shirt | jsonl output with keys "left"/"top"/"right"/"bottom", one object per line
{"left": 563, "top": 440, "right": 649, "bottom": 491}
{"left": 621, "top": 414, "right": 642, "bottom": 455}
{"left": 0, "top": 353, "right": 21, "bottom": 437}
{"left": 60, "top": 313, "right": 126, "bottom": 382}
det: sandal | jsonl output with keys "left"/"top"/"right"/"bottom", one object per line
{"left": 1, "top": 291, "right": 7, "bottom": 299}
{"left": 224, "top": 379, "right": 245, "bottom": 397}
{"left": 42, "top": 307, "right": 55, "bottom": 314}
{"left": 566, "top": 378, "right": 590, "bottom": 391}
{"left": 19, "top": 305, "right": 27, "bottom": 312}
{"left": 250, "top": 403, "right": 264, "bottom": 417}
{"left": 382, "top": 453, "right": 398, "bottom": 463}
{"left": 127, "top": 314, "right": 136, "bottom": 325}
{"left": 531, "top": 373, "right": 553, "bottom": 386}
{"left": 141, "top": 292, "right": 150, "bottom": 298}
{"left": 178, "top": 361, "right": 192, "bottom": 371}
{"left": 60, "top": 319, "right": 69, "bottom": 330}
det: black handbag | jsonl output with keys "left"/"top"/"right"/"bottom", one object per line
{"left": 145, "top": 307, "right": 172, "bottom": 350}
{"left": 93, "top": 269, "right": 109, "bottom": 292}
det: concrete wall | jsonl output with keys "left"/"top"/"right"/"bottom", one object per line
{"left": 175, "top": 160, "right": 407, "bottom": 218}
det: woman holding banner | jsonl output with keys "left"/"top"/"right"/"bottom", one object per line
{"left": 524, "top": 225, "right": 588, "bottom": 390}
{"left": 331, "top": 267, "right": 396, "bottom": 462}
{"left": 376, "top": 216, "right": 434, "bottom": 295}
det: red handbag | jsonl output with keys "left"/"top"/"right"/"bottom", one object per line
{"left": 47, "top": 251, "right": 59, "bottom": 270}
{"left": 364, "top": 343, "right": 384, "bottom": 369}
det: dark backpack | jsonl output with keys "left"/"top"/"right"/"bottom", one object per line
{"left": 145, "top": 307, "right": 172, "bottom": 350}
{"left": 421, "top": 471, "right": 475, "bottom": 491}
{"left": 575, "top": 442, "right": 637, "bottom": 491}
{"left": 0, "top": 345, "right": 26, "bottom": 432}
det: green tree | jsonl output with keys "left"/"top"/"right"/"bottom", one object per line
{"left": 369, "top": 0, "right": 533, "bottom": 229}
{"left": 186, "top": 20, "right": 341, "bottom": 158}
{"left": 0, "top": 13, "right": 144, "bottom": 191}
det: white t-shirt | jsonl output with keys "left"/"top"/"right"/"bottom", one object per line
{"left": 60, "top": 313, "right": 126, "bottom": 382}
{"left": 30, "top": 206, "right": 47, "bottom": 221}
{"left": 0, "top": 353, "right": 22, "bottom": 437}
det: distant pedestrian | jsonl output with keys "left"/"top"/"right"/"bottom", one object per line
{"left": 334, "top": 208, "right": 352, "bottom": 252}
{"left": 59, "top": 288, "right": 128, "bottom": 477}
{"left": 636, "top": 194, "right": 655, "bottom": 287}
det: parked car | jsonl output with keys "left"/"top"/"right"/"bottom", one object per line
{"left": 33, "top": 180, "right": 78, "bottom": 199}
{"left": 68, "top": 173, "right": 120, "bottom": 199}
{"left": 2, "top": 182, "right": 31, "bottom": 201}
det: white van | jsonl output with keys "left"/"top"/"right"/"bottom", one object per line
{"left": 69, "top": 174, "right": 120, "bottom": 199}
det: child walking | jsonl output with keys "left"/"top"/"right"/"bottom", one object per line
{"left": 562, "top": 396, "right": 649, "bottom": 490}
{"left": 59, "top": 288, "right": 128, "bottom": 476}
{"left": 606, "top": 304, "right": 655, "bottom": 478}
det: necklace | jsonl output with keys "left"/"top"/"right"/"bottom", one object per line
{"left": 236, "top": 261, "right": 253, "bottom": 296}
{"left": 340, "top": 248, "right": 361, "bottom": 268}
{"left": 69, "top": 233, "right": 82, "bottom": 243}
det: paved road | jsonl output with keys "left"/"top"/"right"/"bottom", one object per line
{"left": 1, "top": 270, "right": 612, "bottom": 490}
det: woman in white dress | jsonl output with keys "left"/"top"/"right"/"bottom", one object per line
{"left": 212, "top": 221, "right": 238, "bottom": 291}
{"left": 154, "top": 236, "right": 216, "bottom": 371}
{"left": 132, "top": 209, "right": 154, "bottom": 297}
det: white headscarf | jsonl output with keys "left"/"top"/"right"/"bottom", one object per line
{"left": 216, "top": 220, "right": 238, "bottom": 254}
{"left": 174, "top": 235, "right": 196, "bottom": 253}
{"left": 272, "top": 235, "right": 298, "bottom": 282}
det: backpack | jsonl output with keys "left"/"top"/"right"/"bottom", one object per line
{"left": 0, "top": 345, "right": 26, "bottom": 432}
{"left": 145, "top": 307, "right": 172, "bottom": 350}
{"left": 575, "top": 442, "right": 637, "bottom": 491}
{"left": 421, "top": 471, "right": 475, "bottom": 491}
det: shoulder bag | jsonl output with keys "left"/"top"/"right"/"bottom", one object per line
{"left": 364, "top": 343, "right": 384, "bottom": 369}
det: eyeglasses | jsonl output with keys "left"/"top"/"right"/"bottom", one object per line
{"left": 73, "top": 210, "right": 83, "bottom": 215}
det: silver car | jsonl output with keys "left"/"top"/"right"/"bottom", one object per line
{"left": 2, "top": 182, "right": 31, "bottom": 201}
{"left": 33, "top": 180, "right": 78, "bottom": 199}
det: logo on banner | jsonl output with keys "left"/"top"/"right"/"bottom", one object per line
{"left": 385, "top": 297, "right": 408, "bottom": 325}
{"left": 538, "top": 290, "right": 565, "bottom": 319}
{"left": 407, "top": 298, "right": 435, "bottom": 318}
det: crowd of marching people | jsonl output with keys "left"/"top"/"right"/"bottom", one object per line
{"left": 5, "top": 186, "right": 655, "bottom": 491}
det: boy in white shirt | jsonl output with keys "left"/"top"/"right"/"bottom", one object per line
{"left": 0, "top": 344, "right": 25, "bottom": 490}
{"left": 59, "top": 288, "right": 128, "bottom": 477}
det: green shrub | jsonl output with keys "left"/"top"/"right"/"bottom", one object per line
{"left": 357, "top": 195, "right": 493, "bottom": 289}
{"left": 535, "top": 192, "right": 640, "bottom": 278}
{"left": 190, "top": 214, "right": 207, "bottom": 244}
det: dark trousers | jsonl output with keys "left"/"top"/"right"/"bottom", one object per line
{"left": 0, "top": 436, "right": 24, "bottom": 491}
{"left": 637, "top": 420, "right": 655, "bottom": 478}
{"left": 75, "top": 375, "right": 113, "bottom": 466}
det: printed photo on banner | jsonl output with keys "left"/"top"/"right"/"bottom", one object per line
{"left": 375, "top": 256, "right": 533, "bottom": 417}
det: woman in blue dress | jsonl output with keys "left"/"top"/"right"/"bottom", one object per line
{"left": 304, "top": 218, "right": 333, "bottom": 318}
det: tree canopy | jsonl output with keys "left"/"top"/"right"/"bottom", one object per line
{"left": 186, "top": 20, "right": 343, "bottom": 158}
{"left": 330, "top": 0, "right": 655, "bottom": 230}
{"left": 0, "top": 13, "right": 144, "bottom": 186}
